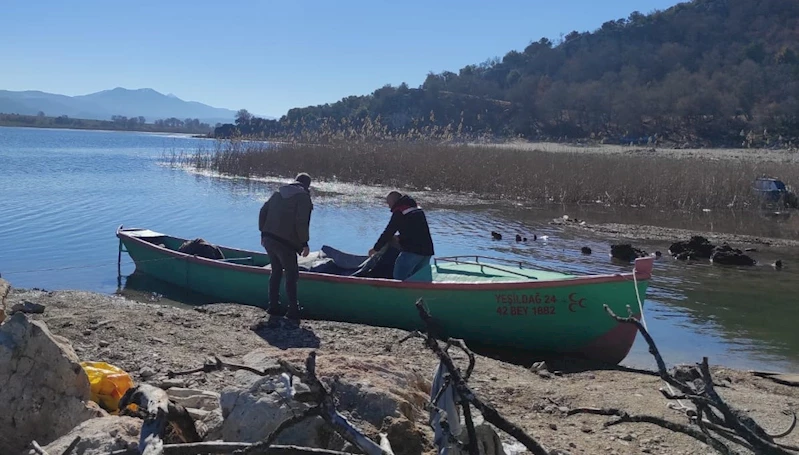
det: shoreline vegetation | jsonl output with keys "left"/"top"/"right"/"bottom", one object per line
{"left": 0, "top": 112, "right": 214, "bottom": 135}
{"left": 167, "top": 132, "right": 799, "bottom": 213}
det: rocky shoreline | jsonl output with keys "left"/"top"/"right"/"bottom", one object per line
{"left": 3, "top": 285, "right": 799, "bottom": 454}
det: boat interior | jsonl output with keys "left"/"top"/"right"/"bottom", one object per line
{"left": 123, "top": 228, "right": 576, "bottom": 283}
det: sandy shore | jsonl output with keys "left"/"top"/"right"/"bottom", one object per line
{"left": 6, "top": 287, "right": 799, "bottom": 454}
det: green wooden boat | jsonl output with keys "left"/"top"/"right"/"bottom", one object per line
{"left": 117, "top": 226, "right": 654, "bottom": 364}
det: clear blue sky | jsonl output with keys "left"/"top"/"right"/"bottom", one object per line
{"left": 1, "top": 0, "right": 681, "bottom": 118}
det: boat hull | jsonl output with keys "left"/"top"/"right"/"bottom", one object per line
{"left": 118, "top": 229, "right": 652, "bottom": 365}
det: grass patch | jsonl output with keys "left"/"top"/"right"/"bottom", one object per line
{"left": 167, "top": 138, "right": 799, "bottom": 211}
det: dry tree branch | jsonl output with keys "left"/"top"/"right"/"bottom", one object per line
{"left": 414, "top": 298, "right": 550, "bottom": 455}
{"left": 167, "top": 356, "right": 282, "bottom": 378}
{"left": 567, "top": 407, "right": 740, "bottom": 453}
{"left": 240, "top": 407, "right": 323, "bottom": 453}
{"left": 696, "top": 407, "right": 739, "bottom": 455}
{"left": 444, "top": 338, "right": 476, "bottom": 381}
{"left": 604, "top": 305, "right": 696, "bottom": 395}
{"left": 61, "top": 436, "right": 81, "bottom": 455}
{"left": 29, "top": 441, "right": 50, "bottom": 455}
{"left": 109, "top": 443, "right": 357, "bottom": 455}
{"left": 695, "top": 358, "right": 791, "bottom": 454}
{"left": 703, "top": 420, "right": 756, "bottom": 452}
{"left": 397, "top": 330, "right": 424, "bottom": 345}
{"left": 770, "top": 412, "right": 798, "bottom": 439}
{"left": 590, "top": 304, "right": 799, "bottom": 455}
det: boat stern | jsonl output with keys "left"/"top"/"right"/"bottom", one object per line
{"left": 634, "top": 256, "right": 654, "bottom": 278}
{"left": 578, "top": 256, "right": 653, "bottom": 364}
{"left": 577, "top": 320, "right": 641, "bottom": 365}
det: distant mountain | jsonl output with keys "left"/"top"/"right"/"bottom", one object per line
{"left": 0, "top": 87, "right": 246, "bottom": 124}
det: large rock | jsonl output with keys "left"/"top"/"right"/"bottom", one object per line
{"left": 220, "top": 350, "right": 430, "bottom": 454}
{"left": 610, "top": 244, "right": 647, "bottom": 262}
{"left": 0, "top": 278, "right": 10, "bottom": 323}
{"left": 219, "top": 352, "right": 332, "bottom": 447}
{"left": 0, "top": 313, "right": 97, "bottom": 453}
{"left": 165, "top": 387, "right": 224, "bottom": 440}
{"left": 317, "top": 354, "right": 430, "bottom": 455}
{"left": 36, "top": 416, "right": 141, "bottom": 455}
{"left": 711, "top": 243, "right": 756, "bottom": 266}
{"left": 669, "top": 235, "right": 715, "bottom": 260}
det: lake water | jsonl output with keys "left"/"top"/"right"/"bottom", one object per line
{"left": 2, "top": 126, "right": 798, "bottom": 372}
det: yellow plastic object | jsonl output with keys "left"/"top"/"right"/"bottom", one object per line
{"left": 80, "top": 361, "right": 134, "bottom": 412}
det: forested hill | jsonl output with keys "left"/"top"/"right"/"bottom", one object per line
{"left": 223, "top": 0, "right": 799, "bottom": 146}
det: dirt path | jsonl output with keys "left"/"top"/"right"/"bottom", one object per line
{"left": 8, "top": 288, "right": 799, "bottom": 454}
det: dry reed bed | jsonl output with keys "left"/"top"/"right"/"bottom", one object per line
{"left": 173, "top": 139, "right": 799, "bottom": 210}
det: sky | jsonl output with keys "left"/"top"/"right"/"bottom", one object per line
{"left": 1, "top": 0, "right": 682, "bottom": 118}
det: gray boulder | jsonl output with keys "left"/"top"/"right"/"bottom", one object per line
{"left": 34, "top": 416, "right": 141, "bottom": 455}
{"left": 219, "top": 351, "right": 332, "bottom": 446}
{"left": 0, "top": 313, "right": 97, "bottom": 454}
{"left": 165, "top": 387, "right": 224, "bottom": 440}
{"left": 219, "top": 350, "right": 430, "bottom": 454}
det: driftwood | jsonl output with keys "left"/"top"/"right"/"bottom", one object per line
{"left": 28, "top": 437, "right": 81, "bottom": 455}
{"left": 110, "top": 443, "right": 356, "bottom": 455}
{"left": 167, "top": 356, "right": 283, "bottom": 378}
{"left": 406, "top": 298, "right": 551, "bottom": 455}
{"left": 62, "top": 436, "right": 81, "bottom": 455}
{"left": 119, "top": 384, "right": 202, "bottom": 455}
{"left": 568, "top": 304, "right": 799, "bottom": 455}
{"left": 751, "top": 371, "right": 799, "bottom": 388}
{"left": 30, "top": 440, "right": 49, "bottom": 455}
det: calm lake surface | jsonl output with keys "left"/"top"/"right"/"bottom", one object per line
{"left": 2, "top": 126, "right": 798, "bottom": 372}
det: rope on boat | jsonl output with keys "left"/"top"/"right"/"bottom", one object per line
{"left": 632, "top": 265, "right": 690, "bottom": 413}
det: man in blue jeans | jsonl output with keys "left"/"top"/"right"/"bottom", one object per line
{"left": 368, "top": 191, "right": 435, "bottom": 280}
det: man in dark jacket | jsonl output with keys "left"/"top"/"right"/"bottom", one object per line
{"left": 369, "top": 191, "right": 435, "bottom": 280}
{"left": 258, "top": 173, "right": 313, "bottom": 321}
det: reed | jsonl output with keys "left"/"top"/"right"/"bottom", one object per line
{"left": 167, "top": 137, "right": 799, "bottom": 211}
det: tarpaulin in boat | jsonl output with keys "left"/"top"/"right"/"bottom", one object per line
{"left": 298, "top": 245, "right": 400, "bottom": 279}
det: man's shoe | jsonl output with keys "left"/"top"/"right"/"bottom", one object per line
{"left": 267, "top": 314, "right": 284, "bottom": 328}
{"left": 286, "top": 304, "right": 301, "bottom": 321}
{"left": 285, "top": 317, "right": 301, "bottom": 329}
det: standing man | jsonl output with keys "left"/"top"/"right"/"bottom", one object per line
{"left": 258, "top": 173, "right": 313, "bottom": 322}
{"left": 369, "top": 191, "right": 435, "bottom": 280}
